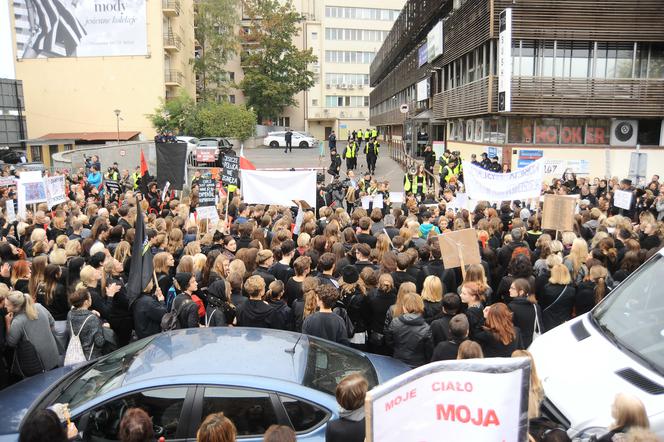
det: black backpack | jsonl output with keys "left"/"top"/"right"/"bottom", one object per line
{"left": 160, "top": 299, "right": 191, "bottom": 332}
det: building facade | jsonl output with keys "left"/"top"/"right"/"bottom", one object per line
{"left": 369, "top": 0, "right": 664, "bottom": 179}
{"left": 225, "top": 0, "right": 405, "bottom": 141}
{"left": 0, "top": 78, "right": 27, "bottom": 149}
{"left": 9, "top": 0, "right": 196, "bottom": 140}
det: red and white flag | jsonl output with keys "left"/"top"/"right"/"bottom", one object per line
{"left": 239, "top": 144, "right": 256, "bottom": 170}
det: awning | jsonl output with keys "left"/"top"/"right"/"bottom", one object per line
{"left": 410, "top": 109, "right": 434, "bottom": 121}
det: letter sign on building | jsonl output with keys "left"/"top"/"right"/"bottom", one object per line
{"left": 498, "top": 8, "right": 513, "bottom": 112}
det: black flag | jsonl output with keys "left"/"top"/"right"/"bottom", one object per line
{"left": 156, "top": 142, "right": 187, "bottom": 190}
{"left": 126, "top": 209, "right": 154, "bottom": 308}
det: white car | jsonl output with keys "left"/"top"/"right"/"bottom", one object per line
{"left": 529, "top": 249, "right": 664, "bottom": 439}
{"left": 264, "top": 131, "right": 317, "bottom": 149}
{"left": 176, "top": 136, "right": 199, "bottom": 160}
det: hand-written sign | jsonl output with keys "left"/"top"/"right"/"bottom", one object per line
{"left": 438, "top": 228, "right": 481, "bottom": 269}
{"left": 541, "top": 194, "right": 578, "bottom": 232}
{"left": 198, "top": 178, "right": 216, "bottom": 207}
{"left": 365, "top": 358, "right": 531, "bottom": 442}
{"left": 613, "top": 189, "right": 633, "bottom": 211}
{"left": 221, "top": 155, "right": 240, "bottom": 186}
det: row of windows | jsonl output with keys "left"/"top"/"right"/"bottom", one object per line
{"left": 325, "top": 96, "right": 370, "bottom": 107}
{"left": 512, "top": 41, "right": 664, "bottom": 79}
{"left": 325, "top": 6, "right": 400, "bottom": 21}
{"left": 324, "top": 73, "right": 369, "bottom": 86}
{"left": 325, "top": 51, "right": 375, "bottom": 64}
{"left": 325, "top": 28, "right": 389, "bottom": 42}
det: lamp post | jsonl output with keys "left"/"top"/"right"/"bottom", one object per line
{"left": 114, "top": 109, "right": 121, "bottom": 143}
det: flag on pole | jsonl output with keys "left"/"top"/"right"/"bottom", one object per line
{"left": 239, "top": 143, "right": 256, "bottom": 170}
{"left": 126, "top": 209, "right": 154, "bottom": 308}
{"left": 140, "top": 149, "right": 148, "bottom": 176}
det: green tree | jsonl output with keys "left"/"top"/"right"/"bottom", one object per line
{"left": 193, "top": 0, "right": 240, "bottom": 101}
{"left": 240, "top": 0, "right": 317, "bottom": 122}
{"left": 147, "top": 92, "right": 196, "bottom": 134}
{"left": 187, "top": 102, "right": 257, "bottom": 140}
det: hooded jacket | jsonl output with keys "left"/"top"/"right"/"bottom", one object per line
{"left": 205, "top": 280, "right": 230, "bottom": 327}
{"left": 385, "top": 313, "right": 433, "bottom": 368}
{"left": 236, "top": 299, "right": 275, "bottom": 328}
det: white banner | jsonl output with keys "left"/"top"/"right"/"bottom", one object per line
{"left": 14, "top": 0, "right": 147, "bottom": 59}
{"left": 543, "top": 159, "right": 590, "bottom": 177}
{"left": 45, "top": 176, "right": 67, "bottom": 209}
{"left": 366, "top": 358, "right": 530, "bottom": 442}
{"left": 241, "top": 170, "right": 317, "bottom": 208}
{"left": 463, "top": 159, "right": 544, "bottom": 202}
{"left": 613, "top": 189, "right": 633, "bottom": 210}
{"left": 498, "top": 8, "right": 512, "bottom": 112}
{"left": 5, "top": 200, "right": 16, "bottom": 223}
{"left": 361, "top": 194, "right": 384, "bottom": 210}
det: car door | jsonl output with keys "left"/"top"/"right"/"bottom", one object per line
{"left": 72, "top": 386, "right": 196, "bottom": 442}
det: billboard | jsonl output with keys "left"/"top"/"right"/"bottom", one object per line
{"left": 14, "top": 0, "right": 147, "bottom": 58}
{"left": 418, "top": 43, "right": 428, "bottom": 67}
{"left": 427, "top": 21, "right": 443, "bottom": 63}
{"left": 416, "top": 79, "right": 428, "bottom": 102}
{"left": 498, "top": 8, "right": 512, "bottom": 112}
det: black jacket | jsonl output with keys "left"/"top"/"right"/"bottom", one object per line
{"left": 173, "top": 293, "right": 200, "bottom": 329}
{"left": 391, "top": 271, "right": 416, "bottom": 292}
{"left": 269, "top": 262, "right": 294, "bottom": 285}
{"left": 497, "top": 240, "right": 530, "bottom": 270}
{"left": 366, "top": 289, "right": 396, "bottom": 334}
{"left": 431, "top": 339, "right": 464, "bottom": 362}
{"left": 37, "top": 283, "right": 69, "bottom": 321}
{"left": 508, "top": 298, "right": 543, "bottom": 348}
{"left": 253, "top": 266, "right": 276, "bottom": 287}
{"left": 301, "top": 311, "right": 349, "bottom": 345}
{"left": 417, "top": 260, "right": 458, "bottom": 295}
{"left": 325, "top": 416, "right": 365, "bottom": 442}
{"left": 236, "top": 299, "right": 275, "bottom": 328}
{"left": 385, "top": 313, "right": 433, "bottom": 368}
{"left": 430, "top": 312, "right": 455, "bottom": 346}
{"left": 540, "top": 283, "right": 576, "bottom": 332}
{"left": 268, "top": 300, "right": 293, "bottom": 331}
{"left": 475, "top": 326, "right": 523, "bottom": 358}
{"left": 356, "top": 233, "right": 377, "bottom": 248}
{"left": 132, "top": 294, "right": 167, "bottom": 339}
{"left": 341, "top": 288, "right": 370, "bottom": 333}
{"left": 575, "top": 281, "right": 598, "bottom": 317}
{"left": 423, "top": 300, "right": 443, "bottom": 324}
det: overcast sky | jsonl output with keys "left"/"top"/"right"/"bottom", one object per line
{"left": 0, "top": 1, "right": 15, "bottom": 79}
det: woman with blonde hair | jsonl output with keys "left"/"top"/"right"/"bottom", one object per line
{"left": 293, "top": 276, "right": 319, "bottom": 332}
{"left": 541, "top": 264, "right": 576, "bottom": 331}
{"left": 182, "top": 240, "right": 201, "bottom": 257}
{"left": 576, "top": 264, "right": 610, "bottom": 316}
{"left": 564, "top": 237, "right": 589, "bottom": 284}
{"left": 5, "top": 291, "right": 60, "bottom": 377}
{"left": 113, "top": 241, "right": 131, "bottom": 277}
{"left": 385, "top": 292, "right": 433, "bottom": 367}
{"left": 177, "top": 255, "right": 194, "bottom": 273}
{"left": 374, "top": 233, "right": 390, "bottom": 262}
{"left": 460, "top": 264, "right": 492, "bottom": 304}
{"left": 76, "top": 264, "right": 120, "bottom": 321}
{"left": 475, "top": 302, "right": 523, "bottom": 357}
{"left": 30, "top": 228, "right": 50, "bottom": 257}
{"left": 382, "top": 281, "right": 416, "bottom": 332}
{"left": 64, "top": 239, "right": 81, "bottom": 260}
{"left": 153, "top": 252, "right": 175, "bottom": 300}
{"left": 597, "top": 393, "right": 650, "bottom": 441}
{"left": 166, "top": 228, "right": 184, "bottom": 258}
{"left": 28, "top": 255, "right": 48, "bottom": 300}
{"left": 457, "top": 340, "right": 483, "bottom": 359}
{"left": 421, "top": 275, "right": 443, "bottom": 323}
{"left": 512, "top": 350, "right": 544, "bottom": 419}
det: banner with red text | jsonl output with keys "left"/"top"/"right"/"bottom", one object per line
{"left": 366, "top": 358, "right": 530, "bottom": 442}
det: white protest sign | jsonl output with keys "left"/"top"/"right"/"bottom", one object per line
{"left": 366, "top": 358, "right": 530, "bottom": 442}
{"left": 390, "top": 192, "right": 404, "bottom": 204}
{"left": 462, "top": 159, "right": 543, "bottom": 202}
{"left": 241, "top": 170, "right": 317, "bottom": 207}
{"left": 613, "top": 189, "right": 633, "bottom": 210}
{"left": 45, "top": 176, "right": 67, "bottom": 209}
{"left": 5, "top": 200, "right": 15, "bottom": 222}
{"left": 19, "top": 171, "right": 47, "bottom": 204}
{"left": 361, "top": 194, "right": 384, "bottom": 210}
{"left": 161, "top": 181, "right": 170, "bottom": 202}
{"left": 543, "top": 159, "right": 590, "bottom": 177}
{"left": 197, "top": 205, "right": 219, "bottom": 222}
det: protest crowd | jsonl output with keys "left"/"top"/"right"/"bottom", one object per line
{"left": 0, "top": 147, "right": 663, "bottom": 442}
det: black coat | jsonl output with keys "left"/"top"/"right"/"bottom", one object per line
{"left": 540, "top": 283, "right": 576, "bottom": 332}
{"left": 475, "top": 326, "right": 523, "bottom": 358}
{"left": 417, "top": 259, "right": 458, "bottom": 295}
{"left": 575, "top": 281, "right": 597, "bottom": 316}
{"left": 508, "top": 298, "right": 543, "bottom": 348}
{"left": 132, "top": 294, "right": 167, "bottom": 339}
{"left": 325, "top": 417, "right": 365, "bottom": 442}
{"left": 430, "top": 312, "right": 455, "bottom": 346}
{"left": 268, "top": 300, "right": 294, "bottom": 331}
{"left": 385, "top": 313, "right": 433, "bottom": 368}
{"left": 253, "top": 266, "right": 276, "bottom": 287}
{"left": 423, "top": 300, "right": 443, "bottom": 324}
{"left": 236, "top": 299, "right": 275, "bottom": 328}
{"left": 431, "top": 339, "right": 463, "bottom": 362}
{"left": 366, "top": 289, "right": 396, "bottom": 334}
{"left": 173, "top": 293, "right": 200, "bottom": 329}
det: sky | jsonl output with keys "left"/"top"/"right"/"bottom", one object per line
{"left": 0, "top": 0, "right": 15, "bottom": 79}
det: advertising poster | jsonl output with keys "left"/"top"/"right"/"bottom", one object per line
{"left": 14, "top": 0, "right": 147, "bottom": 58}
{"left": 498, "top": 8, "right": 512, "bottom": 112}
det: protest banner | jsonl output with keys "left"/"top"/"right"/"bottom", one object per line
{"left": 105, "top": 180, "right": 122, "bottom": 194}
{"left": 221, "top": 155, "right": 240, "bottom": 187}
{"left": 462, "top": 159, "right": 543, "bottom": 202}
{"left": 361, "top": 194, "right": 384, "bottom": 210}
{"left": 613, "top": 189, "right": 633, "bottom": 210}
{"left": 45, "top": 175, "right": 67, "bottom": 209}
{"left": 541, "top": 194, "right": 578, "bottom": 232}
{"left": 0, "top": 177, "right": 16, "bottom": 187}
{"left": 5, "top": 200, "right": 15, "bottom": 223}
{"left": 390, "top": 192, "right": 405, "bottom": 204}
{"left": 438, "top": 229, "right": 481, "bottom": 275}
{"left": 366, "top": 358, "right": 530, "bottom": 442}
{"left": 19, "top": 171, "right": 46, "bottom": 205}
{"left": 543, "top": 159, "right": 590, "bottom": 177}
{"left": 198, "top": 178, "right": 216, "bottom": 207}
{"left": 241, "top": 170, "right": 317, "bottom": 207}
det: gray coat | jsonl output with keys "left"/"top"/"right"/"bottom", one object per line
{"left": 67, "top": 309, "right": 106, "bottom": 360}
{"left": 7, "top": 303, "right": 60, "bottom": 373}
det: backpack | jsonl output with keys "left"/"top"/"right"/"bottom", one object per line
{"left": 161, "top": 299, "right": 192, "bottom": 332}
{"left": 511, "top": 246, "right": 531, "bottom": 260}
{"left": 64, "top": 315, "right": 95, "bottom": 366}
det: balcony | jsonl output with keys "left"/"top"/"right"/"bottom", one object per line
{"left": 163, "top": 33, "right": 182, "bottom": 52}
{"left": 162, "top": 0, "right": 180, "bottom": 17}
{"left": 164, "top": 70, "right": 184, "bottom": 87}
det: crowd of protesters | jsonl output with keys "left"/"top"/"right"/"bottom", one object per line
{"left": 0, "top": 154, "right": 663, "bottom": 442}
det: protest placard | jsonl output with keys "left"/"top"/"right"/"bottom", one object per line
{"left": 365, "top": 358, "right": 530, "bottom": 442}
{"left": 45, "top": 175, "right": 67, "bottom": 209}
{"left": 462, "top": 159, "right": 543, "bottom": 202}
{"left": 105, "top": 180, "right": 122, "bottom": 194}
{"left": 0, "top": 177, "right": 16, "bottom": 187}
{"left": 390, "top": 192, "right": 404, "bottom": 204}
{"left": 242, "top": 170, "right": 317, "bottom": 207}
{"left": 5, "top": 200, "right": 15, "bottom": 222}
{"left": 541, "top": 194, "right": 578, "bottom": 232}
{"left": 198, "top": 178, "right": 216, "bottom": 207}
{"left": 19, "top": 171, "right": 46, "bottom": 205}
{"left": 614, "top": 189, "right": 633, "bottom": 210}
{"left": 437, "top": 228, "right": 481, "bottom": 270}
{"left": 361, "top": 194, "right": 384, "bottom": 210}
{"left": 221, "top": 155, "right": 240, "bottom": 187}
{"left": 196, "top": 205, "right": 219, "bottom": 222}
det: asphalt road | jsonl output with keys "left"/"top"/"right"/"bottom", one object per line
{"left": 243, "top": 143, "right": 406, "bottom": 188}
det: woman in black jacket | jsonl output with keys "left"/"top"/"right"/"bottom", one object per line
{"left": 40, "top": 264, "right": 69, "bottom": 321}
{"left": 104, "top": 258, "right": 134, "bottom": 347}
{"left": 474, "top": 302, "right": 523, "bottom": 358}
{"left": 132, "top": 281, "right": 167, "bottom": 339}
{"left": 575, "top": 265, "right": 609, "bottom": 316}
{"left": 172, "top": 272, "right": 200, "bottom": 329}
{"left": 539, "top": 264, "right": 576, "bottom": 332}
{"left": 495, "top": 254, "right": 535, "bottom": 305}
{"left": 205, "top": 279, "right": 231, "bottom": 327}
{"left": 421, "top": 275, "right": 443, "bottom": 323}
{"left": 459, "top": 281, "right": 485, "bottom": 338}
{"left": 325, "top": 373, "right": 368, "bottom": 442}
{"left": 365, "top": 274, "right": 396, "bottom": 355}
{"left": 266, "top": 280, "right": 293, "bottom": 331}
{"left": 507, "top": 278, "right": 543, "bottom": 348}
{"left": 385, "top": 293, "right": 433, "bottom": 368}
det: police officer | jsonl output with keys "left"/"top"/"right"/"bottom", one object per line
{"left": 440, "top": 158, "right": 459, "bottom": 188}
{"left": 489, "top": 156, "right": 502, "bottom": 172}
{"left": 344, "top": 139, "right": 357, "bottom": 171}
{"left": 404, "top": 165, "right": 427, "bottom": 200}
{"left": 423, "top": 145, "right": 436, "bottom": 187}
{"left": 371, "top": 127, "right": 378, "bottom": 139}
{"left": 365, "top": 138, "right": 379, "bottom": 175}
{"left": 284, "top": 128, "right": 293, "bottom": 153}
{"left": 328, "top": 149, "right": 342, "bottom": 177}
{"left": 480, "top": 152, "right": 491, "bottom": 169}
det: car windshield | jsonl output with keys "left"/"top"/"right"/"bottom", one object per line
{"left": 198, "top": 140, "right": 218, "bottom": 147}
{"left": 592, "top": 254, "right": 664, "bottom": 375}
{"left": 302, "top": 337, "right": 378, "bottom": 395}
{"left": 52, "top": 337, "right": 155, "bottom": 410}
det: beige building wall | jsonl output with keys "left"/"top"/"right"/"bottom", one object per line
{"left": 10, "top": 0, "right": 196, "bottom": 139}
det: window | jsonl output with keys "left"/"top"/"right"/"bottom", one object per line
{"left": 229, "top": 95, "right": 236, "bottom": 104}
{"left": 228, "top": 72, "right": 235, "bottom": 82}
{"left": 277, "top": 117, "right": 290, "bottom": 127}
{"left": 559, "top": 119, "right": 585, "bottom": 144}
{"left": 64, "top": 144, "right": 73, "bottom": 151}
{"left": 637, "top": 119, "right": 662, "bottom": 145}
{"left": 78, "top": 387, "right": 187, "bottom": 441}
{"left": 311, "top": 32, "right": 317, "bottom": 40}
{"left": 508, "top": 118, "right": 534, "bottom": 143}
{"left": 279, "top": 395, "right": 329, "bottom": 432}
{"left": 202, "top": 387, "right": 278, "bottom": 437}
{"left": 535, "top": 118, "right": 560, "bottom": 144}
{"left": 325, "top": 51, "right": 375, "bottom": 64}
{"left": 29, "top": 145, "right": 42, "bottom": 162}
{"left": 649, "top": 43, "right": 664, "bottom": 79}
{"left": 325, "top": 6, "right": 400, "bottom": 21}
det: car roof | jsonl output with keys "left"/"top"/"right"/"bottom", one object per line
{"left": 123, "top": 328, "right": 308, "bottom": 387}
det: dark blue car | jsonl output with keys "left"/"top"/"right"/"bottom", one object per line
{"left": 0, "top": 328, "right": 409, "bottom": 441}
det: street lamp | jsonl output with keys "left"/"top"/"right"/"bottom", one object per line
{"left": 114, "top": 109, "right": 121, "bottom": 143}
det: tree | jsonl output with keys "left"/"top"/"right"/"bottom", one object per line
{"left": 240, "top": 0, "right": 317, "bottom": 122}
{"left": 193, "top": 0, "right": 240, "bottom": 101}
{"left": 147, "top": 92, "right": 196, "bottom": 134}
{"left": 187, "top": 102, "right": 257, "bottom": 140}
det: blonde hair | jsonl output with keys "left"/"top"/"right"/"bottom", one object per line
{"left": 611, "top": 393, "right": 650, "bottom": 431}
{"left": 401, "top": 292, "right": 424, "bottom": 314}
{"left": 78, "top": 265, "right": 99, "bottom": 288}
{"left": 421, "top": 275, "right": 443, "bottom": 303}
{"left": 512, "top": 350, "right": 544, "bottom": 419}
{"left": 549, "top": 264, "right": 572, "bottom": 285}
{"left": 561, "top": 231, "right": 577, "bottom": 247}
{"left": 7, "top": 291, "right": 38, "bottom": 320}
{"left": 393, "top": 282, "right": 417, "bottom": 317}
{"left": 568, "top": 238, "right": 589, "bottom": 280}
{"left": 48, "top": 248, "right": 67, "bottom": 266}
{"left": 193, "top": 253, "right": 207, "bottom": 273}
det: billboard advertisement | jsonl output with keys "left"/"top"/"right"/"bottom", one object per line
{"left": 14, "top": 0, "right": 147, "bottom": 58}
{"left": 498, "top": 8, "right": 512, "bottom": 112}
{"left": 418, "top": 43, "right": 428, "bottom": 67}
{"left": 427, "top": 20, "right": 443, "bottom": 63}
{"left": 416, "top": 78, "right": 428, "bottom": 102}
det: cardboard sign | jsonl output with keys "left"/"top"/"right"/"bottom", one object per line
{"left": 438, "top": 228, "right": 481, "bottom": 269}
{"left": 391, "top": 192, "right": 405, "bottom": 204}
{"left": 361, "top": 194, "right": 384, "bottom": 210}
{"left": 613, "top": 189, "right": 633, "bottom": 211}
{"left": 366, "top": 358, "right": 530, "bottom": 442}
{"left": 198, "top": 178, "right": 216, "bottom": 207}
{"left": 221, "top": 155, "right": 240, "bottom": 186}
{"left": 45, "top": 176, "right": 67, "bottom": 209}
{"left": 541, "top": 194, "right": 578, "bottom": 232}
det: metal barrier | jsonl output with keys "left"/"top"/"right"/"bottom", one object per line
{"left": 387, "top": 140, "right": 438, "bottom": 195}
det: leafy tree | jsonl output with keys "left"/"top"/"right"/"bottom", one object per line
{"left": 147, "top": 92, "right": 196, "bottom": 134}
{"left": 240, "top": 0, "right": 317, "bottom": 122}
{"left": 193, "top": 0, "right": 240, "bottom": 101}
{"left": 187, "top": 102, "right": 257, "bottom": 140}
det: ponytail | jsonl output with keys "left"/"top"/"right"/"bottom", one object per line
{"left": 7, "top": 291, "right": 38, "bottom": 320}
{"left": 594, "top": 277, "right": 607, "bottom": 305}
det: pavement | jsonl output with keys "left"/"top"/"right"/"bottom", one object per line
{"left": 243, "top": 143, "right": 406, "bottom": 188}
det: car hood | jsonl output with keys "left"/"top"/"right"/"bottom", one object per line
{"left": 365, "top": 352, "right": 411, "bottom": 383}
{"left": 0, "top": 365, "right": 78, "bottom": 435}
{"left": 529, "top": 315, "right": 664, "bottom": 435}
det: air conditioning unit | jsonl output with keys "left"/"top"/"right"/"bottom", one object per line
{"left": 336, "top": 84, "right": 342, "bottom": 89}
{"left": 474, "top": 119, "right": 484, "bottom": 142}
{"left": 611, "top": 120, "right": 638, "bottom": 146}
{"left": 340, "top": 111, "right": 346, "bottom": 117}
{"left": 465, "top": 120, "right": 474, "bottom": 141}
{"left": 348, "top": 85, "right": 354, "bottom": 90}
{"left": 358, "top": 85, "right": 364, "bottom": 89}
